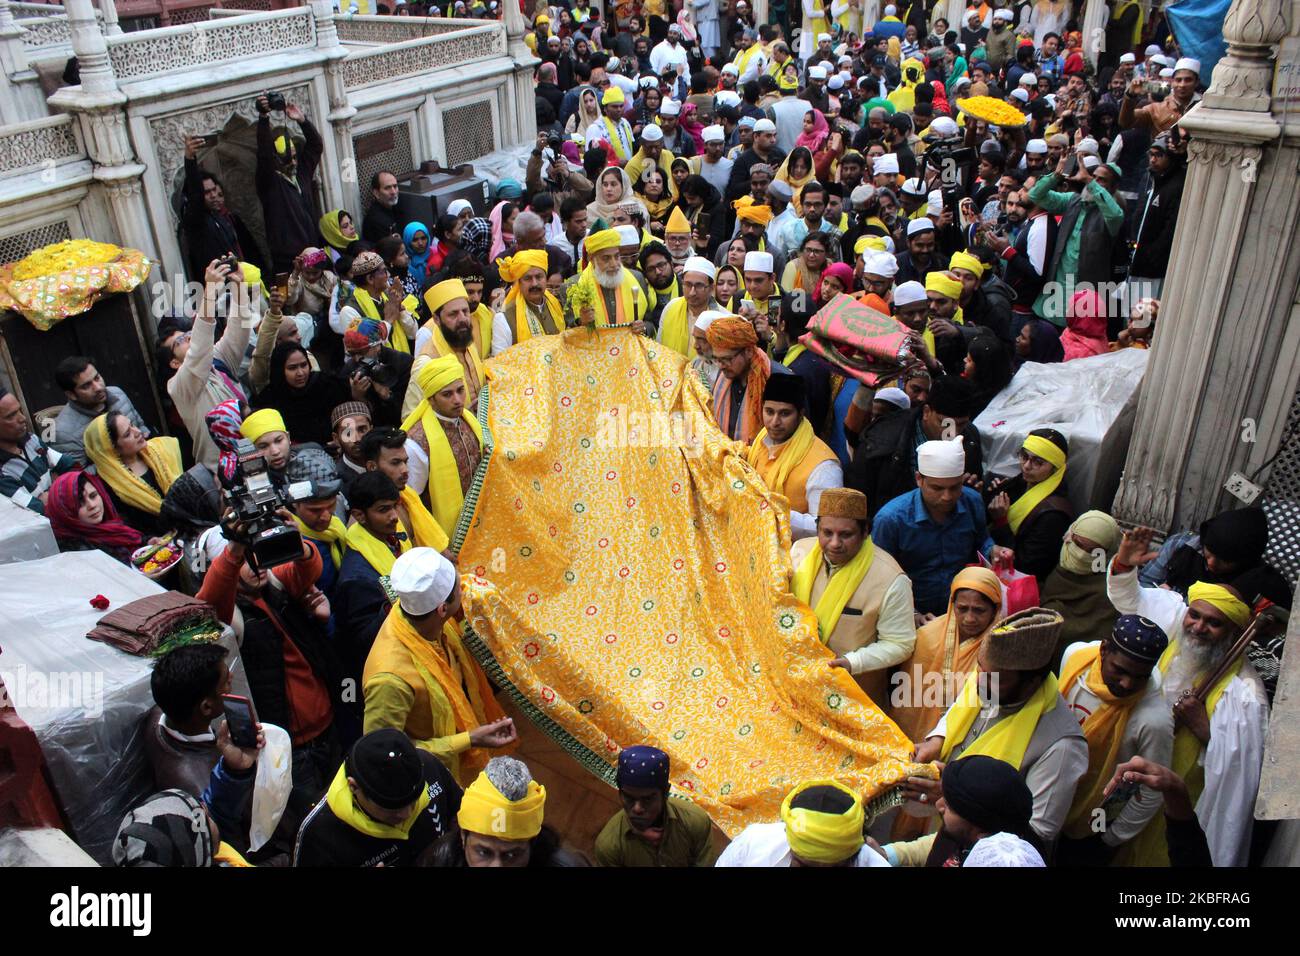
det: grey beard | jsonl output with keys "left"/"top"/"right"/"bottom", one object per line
{"left": 1163, "top": 633, "right": 1230, "bottom": 701}
{"left": 594, "top": 266, "right": 626, "bottom": 290}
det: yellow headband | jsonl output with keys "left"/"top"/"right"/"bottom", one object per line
{"left": 855, "top": 235, "right": 887, "bottom": 255}
{"left": 1022, "top": 434, "right": 1066, "bottom": 470}
{"left": 424, "top": 278, "right": 469, "bottom": 317}
{"left": 779, "top": 779, "right": 864, "bottom": 864}
{"left": 498, "top": 250, "right": 549, "bottom": 284}
{"left": 924, "top": 271, "right": 963, "bottom": 299}
{"left": 417, "top": 353, "right": 465, "bottom": 399}
{"left": 239, "top": 408, "right": 287, "bottom": 443}
{"left": 949, "top": 251, "right": 985, "bottom": 278}
{"left": 457, "top": 771, "right": 546, "bottom": 840}
{"left": 1187, "top": 582, "right": 1251, "bottom": 629}
{"left": 584, "top": 228, "right": 622, "bottom": 254}
{"left": 274, "top": 135, "right": 288, "bottom": 156}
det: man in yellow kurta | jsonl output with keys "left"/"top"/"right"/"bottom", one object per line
{"left": 790, "top": 487, "right": 915, "bottom": 709}
{"left": 406, "top": 278, "right": 488, "bottom": 418}
{"left": 363, "top": 547, "right": 518, "bottom": 785}
{"left": 402, "top": 354, "right": 484, "bottom": 541}
{"left": 491, "top": 249, "right": 564, "bottom": 356}
{"left": 748, "top": 374, "right": 840, "bottom": 540}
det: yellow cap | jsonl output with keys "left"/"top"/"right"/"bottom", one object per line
{"left": 924, "top": 271, "right": 963, "bottom": 299}
{"left": 665, "top": 205, "right": 691, "bottom": 236}
{"left": 239, "top": 408, "right": 287, "bottom": 443}
{"left": 457, "top": 769, "right": 546, "bottom": 840}
{"left": 584, "top": 228, "right": 622, "bottom": 254}
{"left": 424, "top": 278, "right": 469, "bottom": 317}
{"left": 949, "top": 250, "right": 985, "bottom": 278}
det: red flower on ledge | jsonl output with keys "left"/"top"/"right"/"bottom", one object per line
{"left": 90, "top": 594, "right": 110, "bottom": 611}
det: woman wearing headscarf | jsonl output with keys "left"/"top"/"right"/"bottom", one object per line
{"left": 1041, "top": 510, "right": 1123, "bottom": 669}
{"left": 45, "top": 470, "right": 145, "bottom": 564}
{"left": 565, "top": 85, "right": 603, "bottom": 138}
{"left": 796, "top": 108, "right": 831, "bottom": 155}
{"left": 403, "top": 221, "right": 433, "bottom": 293}
{"left": 630, "top": 83, "right": 662, "bottom": 138}
{"left": 426, "top": 214, "right": 462, "bottom": 278}
{"left": 1061, "top": 289, "right": 1110, "bottom": 361}
{"left": 586, "top": 163, "right": 635, "bottom": 226}
{"left": 319, "top": 209, "right": 359, "bottom": 262}
{"left": 891, "top": 566, "right": 1003, "bottom": 744}
{"left": 814, "top": 261, "right": 855, "bottom": 308}
{"left": 889, "top": 58, "right": 927, "bottom": 114}
{"left": 83, "top": 411, "right": 183, "bottom": 538}
{"left": 985, "top": 427, "right": 1074, "bottom": 584}
{"left": 633, "top": 166, "right": 675, "bottom": 232}
{"left": 459, "top": 216, "right": 493, "bottom": 265}
{"left": 774, "top": 146, "right": 815, "bottom": 216}
{"left": 487, "top": 201, "right": 518, "bottom": 264}
{"left": 713, "top": 263, "right": 744, "bottom": 311}
{"left": 1015, "top": 317, "right": 1065, "bottom": 368}
{"left": 251, "top": 341, "right": 351, "bottom": 448}
{"left": 943, "top": 43, "right": 968, "bottom": 98}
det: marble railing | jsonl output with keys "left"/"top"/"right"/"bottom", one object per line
{"left": 332, "top": 14, "right": 474, "bottom": 45}
{"left": 340, "top": 20, "right": 505, "bottom": 89}
{"left": 0, "top": 114, "right": 83, "bottom": 175}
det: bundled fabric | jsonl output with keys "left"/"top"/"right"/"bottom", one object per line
{"left": 87, "top": 591, "right": 222, "bottom": 656}
{"left": 798, "top": 293, "right": 913, "bottom": 387}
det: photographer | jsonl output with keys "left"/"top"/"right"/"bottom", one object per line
{"left": 254, "top": 94, "right": 324, "bottom": 274}
{"left": 526, "top": 131, "right": 594, "bottom": 206}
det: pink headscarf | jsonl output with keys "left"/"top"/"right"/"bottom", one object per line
{"left": 680, "top": 101, "right": 705, "bottom": 153}
{"left": 1061, "top": 290, "right": 1110, "bottom": 361}
{"left": 796, "top": 108, "right": 830, "bottom": 153}
{"left": 816, "top": 262, "right": 856, "bottom": 305}
{"left": 488, "top": 200, "right": 514, "bottom": 263}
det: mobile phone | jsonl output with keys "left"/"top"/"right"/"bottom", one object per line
{"left": 221, "top": 694, "right": 259, "bottom": 748}
{"left": 696, "top": 212, "right": 712, "bottom": 234}
{"left": 273, "top": 271, "right": 290, "bottom": 295}
{"left": 1100, "top": 779, "right": 1140, "bottom": 820}
{"left": 201, "top": 132, "right": 221, "bottom": 148}
{"left": 767, "top": 295, "right": 782, "bottom": 316}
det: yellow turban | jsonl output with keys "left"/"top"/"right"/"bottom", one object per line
{"left": 497, "top": 250, "right": 549, "bottom": 284}
{"left": 780, "top": 779, "right": 865, "bottom": 864}
{"left": 239, "top": 408, "right": 287, "bottom": 443}
{"left": 949, "top": 251, "right": 986, "bottom": 278}
{"left": 240, "top": 261, "right": 263, "bottom": 287}
{"left": 584, "top": 228, "right": 622, "bottom": 254}
{"left": 665, "top": 205, "right": 691, "bottom": 236}
{"left": 925, "top": 271, "right": 963, "bottom": 299}
{"left": 274, "top": 134, "right": 288, "bottom": 156}
{"left": 854, "top": 235, "right": 888, "bottom": 255}
{"left": 424, "top": 278, "right": 469, "bottom": 317}
{"left": 602, "top": 86, "right": 625, "bottom": 106}
{"left": 457, "top": 769, "right": 546, "bottom": 840}
{"left": 417, "top": 353, "right": 465, "bottom": 399}
{"left": 1187, "top": 582, "right": 1251, "bottom": 629}
{"left": 736, "top": 203, "right": 774, "bottom": 226}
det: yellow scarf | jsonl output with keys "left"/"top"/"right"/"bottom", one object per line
{"left": 354, "top": 288, "right": 416, "bottom": 354}
{"left": 324, "top": 762, "right": 430, "bottom": 840}
{"left": 506, "top": 288, "right": 563, "bottom": 345}
{"left": 939, "top": 670, "right": 1060, "bottom": 766}
{"left": 591, "top": 267, "right": 646, "bottom": 327}
{"left": 1007, "top": 434, "right": 1067, "bottom": 533}
{"left": 419, "top": 321, "right": 486, "bottom": 401}
{"left": 345, "top": 518, "right": 410, "bottom": 576}
{"left": 734, "top": 41, "right": 764, "bottom": 77}
{"left": 1059, "top": 644, "right": 1142, "bottom": 838}
{"left": 473, "top": 303, "right": 494, "bottom": 358}
{"left": 602, "top": 115, "right": 632, "bottom": 161}
{"left": 82, "top": 416, "right": 182, "bottom": 517}
{"left": 400, "top": 402, "right": 484, "bottom": 538}
{"left": 384, "top": 608, "right": 508, "bottom": 784}
{"left": 747, "top": 418, "right": 817, "bottom": 499}
{"left": 657, "top": 297, "right": 698, "bottom": 357}
{"left": 213, "top": 842, "right": 252, "bottom": 867}
{"left": 782, "top": 343, "right": 807, "bottom": 366}
{"left": 791, "top": 536, "right": 876, "bottom": 644}
{"left": 399, "top": 484, "right": 450, "bottom": 552}
{"left": 295, "top": 514, "right": 348, "bottom": 568}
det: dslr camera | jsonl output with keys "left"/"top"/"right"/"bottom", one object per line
{"left": 924, "top": 135, "right": 978, "bottom": 212}
{"left": 346, "top": 353, "right": 398, "bottom": 389}
{"left": 226, "top": 440, "right": 311, "bottom": 570}
{"left": 263, "top": 90, "right": 286, "bottom": 112}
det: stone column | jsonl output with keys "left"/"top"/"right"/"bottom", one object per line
{"left": 861, "top": 0, "right": 878, "bottom": 35}
{"left": 1111, "top": 0, "right": 1295, "bottom": 533}
{"left": 503, "top": 1, "right": 537, "bottom": 149}
{"left": 753, "top": 0, "right": 768, "bottom": 28}
{"left": 313, "top": 0, "right": 358, "bottom": 213}
{"left": 1081, "top": 0, "right": 1107, "bottom": 67}
{"left": 98, "top": 0, "right": 122, "bottom": 36}
{"left": 946, "top": 0, "right": 965, "bottom": 31}
{"left": 0, "top": 0, "right": 33, "bottom": 126}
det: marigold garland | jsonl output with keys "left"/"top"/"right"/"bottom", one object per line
{"left": 955, "top": 95, "right": 1029, "bottom": 128}
{"left": 12, "top": 239, "right": 122, "bottom": 280}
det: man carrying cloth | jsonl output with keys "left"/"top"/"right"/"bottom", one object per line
{"left": 658, "top": 255, "right": 720, "bottom": 357}
{"left": 747, "top": 375, "right": 841, "bottom": 540}
{"left": 409, "top": 278, "right": 487, "bottom": 415}
{"left": 594, "top": 745, "right": 716, "bottom": 867}
{"left": 1055, "top": 615, "right": 1174, "bottom": 866}
{"left": 1105, "top": 527, "right": 1269, "bottom": 867}
{"left": 791, "top": 487, "right": 915, "bottom": 709}
{"left": 400, "top": 354, "right": 484, "bottom": 542}
{"left": 491, "top": 250, "right": 564, "bottom": 355}
{"left": 716, "top": 778, "right": 891, "bottom": 866}
{"left": 566, "top": 228, "right": 649, "bottom": 331}
{"left": 362, "top": 548, "right": 517, "bottom": 784}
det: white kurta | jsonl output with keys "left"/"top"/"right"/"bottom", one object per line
{"left": 1104, "top": 565, "right": 1270, "bottom": 867}
{"left": 715, "top": 821, "right": 892, "bottom": 866}
{"left": 649, "top": 38, "right": 690, "bottom": 77}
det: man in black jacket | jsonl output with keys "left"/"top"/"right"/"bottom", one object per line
{"left": 362, "top": 170, "right": 404, "bottom": 244}
{"left": 1127, "top": 131, "right": 1186, "bottom": 300}
{"left": 846, "top": 375, "right": 985, "bottom": 519}
{"left": 255, "top": 96, "right": 323, "bottom": 273}
{"left": 181, "top": 136, "right": 264, "bottom": 281}
{"left": 951, "top": 247, "right": 1015, "bottom": 349}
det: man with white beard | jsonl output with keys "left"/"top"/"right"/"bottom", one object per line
{"left": 1104, "top": 526, "right": 1269, "bottom": 867}
{"left": 563, "top": 228, "right": 648, "bottom": 334}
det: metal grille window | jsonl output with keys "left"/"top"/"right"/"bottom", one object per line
{"left": 353, "top": 122, "right": 414, "bottom": 198}
{"left": 1261, "top": 386, "right": 1300, "bottom": 584}
{"left": 0, "top": 221, "right": 72, "bottom": 265}
{"left": 442, "top": 101, "right": 494, "bottom": 168}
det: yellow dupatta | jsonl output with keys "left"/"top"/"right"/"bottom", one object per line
{"left": 747, "top": 418, "right": 817, "bottom": 498}
{"left": 590, "top": 268, "right": 646, "bottom": 327}
{"left": 1059, "top": 644, "right": 1142, "bottom": 837}
{"left": 658, "top": 297, "right": 696, "bottom": 357}
{"left": 82, "top": 415, "right": 182, "bottom": 516}
{"left": 602, "top": 116, "right": 632, "bottom": 161}
{"left": 399, "top": 484, "right": 450, "bottom": 552}
{"left": 354, "top": 288, "right": 416, "bottom": 354}
{"left": 939, "top": 670, "right": 1060, "bottom": 767}
{"left": 383, "top": 607, "right": 509, "bottom": 784}
{"left": 324, "top": 762, "right": 429, "bottom": 840}
{"left": 416, "top": 317, "right": 486, "bottom": 402}
{"left": 505, "top": 287, "right": 564, "bottom": 345}
{"left": 791, "top": 536, "right": 876, "bottom": 644}
{"left": 400, "top": 401, "right": 485, "bottom": 538}
{"left": 783, "top": 344, "right": 808, "bottom": 366}
{"left": 295, "top": 514, "right": 348, "bottom": 568}
{"left": 734, "top": 41, "right": 764, "bottom": 77}
{"left": 1007, "top": 434, "right": 1067, "bottom": 533}
{"left": 472, "top": 303, "right": 494, "bottom": 358}
{"left": 345, "top": 518, "right": 410, "bottom": 576}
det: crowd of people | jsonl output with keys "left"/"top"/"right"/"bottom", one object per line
{"left": 0, "top": 0, "right": 1287, "bottom": 869}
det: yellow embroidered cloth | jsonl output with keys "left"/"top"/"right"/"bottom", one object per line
{"left": 0, "top": 243, "right": 151, "bottom": 331}
{"left": 455, "top": 327, "right": 925, "bottom": 836}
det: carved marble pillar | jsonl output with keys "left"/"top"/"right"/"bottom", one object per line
{"left": 1081, "top": 0, "right": 1107, "bottom": 66}
{"left": 0, "top": 0, "right": 33, "bottom": 126}
{"left": 946, "top": 0, "right": 965, "bottom": 31}
{"left": 1111, "top": 0, "right": 1294, "bottom": 533}
{"left": 98, "top": 0, "right": 122, "bottom": 36}
{"left": 313, "top": 0, "right": 357, "bottom": 214}
{"left": 753, "top": 0, "right": 768, "bottom": 28}
{"left": 503, "top": 4, "right": 537, "bottom": 149}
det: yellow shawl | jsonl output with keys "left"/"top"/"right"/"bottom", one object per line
{"left": 401, "top": 401, "right": 484, "bottom": 539}
{"left": 590, "top": 267, "right": 646, "bottom": 327}
{"left": 602, "top": 116, "right": 633, "bottom": 162}
{"left": 939, "top": 670, "right": 1060, "bottom": 767}
{"left": 345, "top": 518, "right": 410, "bottom": 576}
{"left": 354, "top": 287, "right": 417, "bottom": 354}
{"left": 399, "top": 485, "right": 450, "bottom": 552}
{"left": 746, "top": 418, "right": 816, "bottom": 499}
{"left": 791, "top": 535, "right": 876, "bottom": 644}
{"left": 658, "top": 297, "right": 697, "bottom": 357}
{"left": 505, "top": 288, "right": 564, "bottom": 345}
{"left": 82, "top": 416, "right": 181, "bottom": 516}
{"left": 324, "top": 762, "right": 429, "bottom": 839}
{"left": 295, "top": 514, "right": 349, "bottom": 569}
{"left": 1007, "top": 434, "right": 1067, "bottom": 533}
{"left": 416, "top": 320, "right": 486, "bottom": 402}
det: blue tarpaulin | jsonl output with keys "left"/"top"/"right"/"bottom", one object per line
{"left": 1165, "top": 0, "right": 1231, "bottom": 80}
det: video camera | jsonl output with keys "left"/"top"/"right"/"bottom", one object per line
{"left": 923, "top": 135, "right": 978, "bottom": 214}
{"left": 226, "top": 440, "right": 312, "bottom": 570}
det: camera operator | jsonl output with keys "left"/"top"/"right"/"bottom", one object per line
{"left": 255, "top": 93, "right": 323, "bottom": 274}
{"left": 339, "top": 319, "right": 413, "bottom": 430}
{"left": 197, "top": 497, "right": 348, "bottom": 832}
{"left": 526, "top": 131, "right": 593, "bottom": 205}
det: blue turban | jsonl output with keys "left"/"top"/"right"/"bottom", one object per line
{"left": 1110, "top": 615, "right": 1168, "bottom": 665}
{"left": 616, "top": 745, "right": 670, "bottom": 791}
{"left": 496, "top": 178, "right": 524, "bottom": 201}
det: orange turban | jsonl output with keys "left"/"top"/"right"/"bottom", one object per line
{"left": 735, "top": 202, "right": 774, "bottom": 226}
{"left": 706, "top": 316, "right": 759, "bottom": 351}
{"left": 706, "top": 317, "right": 768, "bottom": 442}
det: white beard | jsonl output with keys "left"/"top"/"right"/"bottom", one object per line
{"left": 594, "top": 265, "right": 625, "bottom": 290}
{"left": 1163, "top": 633, "right": 1230, "bottom": 702}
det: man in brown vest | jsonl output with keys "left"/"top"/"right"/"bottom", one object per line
{"left": 746, "top": 374, "right": 840, "bottom": 540}
{"left": 790, "top": 487, "right": 916, "bottom": 709}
